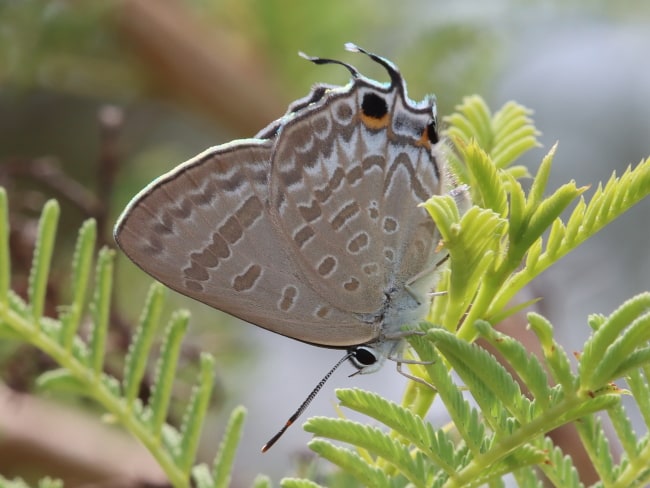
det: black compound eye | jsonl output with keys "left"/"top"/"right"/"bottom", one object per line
{"left": 352, "top": 346, "right": 378, "bottom": 366}
{"left": 361, "top": 93, "right": 388, "bottom": 119}
{"left": 426, "top": 120, "right": 439, "bottom": 144}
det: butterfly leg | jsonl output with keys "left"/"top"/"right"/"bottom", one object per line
{"left": 395, "top": 360, "right": 437, "bottom": 391}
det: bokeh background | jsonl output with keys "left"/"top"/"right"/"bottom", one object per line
{"left": 1, "top": 0, "right": 649, "bottom": 486}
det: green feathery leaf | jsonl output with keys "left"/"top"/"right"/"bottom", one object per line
{"left": 527, "top": 313, "right": 577, "bottom": 392}
{"left": 88, "top": 247, "right": 114, "bottom": 374}
{"left": 427, "top": 328, "right": 527, "bottom": 424}
{"left": 536, "top": 438, "right": 582, "bottom": 488}
{"left": 0, "top": 189, "right": 249, "bottom": 487}
{"left": 581, "top": 293, "right": 650, "bottom": 390}
{"left": 304, "top": 417, "right": 428, "bottom": 488}
{"left": 608, "top": 401, "right": 639, "bottom": 464}
{"left": 336, "top": 389, "right": 457, "bottom": 475}
{"left": 423, "top": 201, "right": 506, "bottom": 332}
{"left": 456, "top": 141, "right": 508, "bottom": 217}
{"left": 0, "top": 188, "right": 9, "bottom": 307}
{"left": 60, "top": 218, "right": 96, "bottom": 350}
{"left": 123, "top": 283, "right": 166, "bottom": 407}
{"left": 253, "top": 475, "right": 273, "bottom": 488}
{"left": 308, "top": 440, "right": 392, "bottom": 488}
{"left": 36, "top": 368, "right": 86, "bottom": 394}
{"left": 280, "top": 479, "right": 325, "bottom": 488}
{"left": 150, "top": 310, "right": 190, "bottom": 435}
{"left": 210, "top": 406, "right": 247, "bottom": 488}
{"left": 408, "top": 332, "right": 486, "bottom": 456}
{"left": 28, "top": 199, "right": 59, "bottom": 324}
{"left": 0, "top": 476, "right": 63, "bottom": 488}
{"left": 574, "top": 415, "right": 616, "bottom": 484}
{"left": 626, "top": 369, "right": 650, "bottom": 431}
{"left": 178, "top": 353, "right": 215, "bottom": 473}
{"left": 475, "top": 321, "right": 552, "bottom": 410}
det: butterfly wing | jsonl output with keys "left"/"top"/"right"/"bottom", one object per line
{"left": 268, "top": 77, "right": 443, "bottom": 316}
{"left": 114, "top": 139, "right": 379, "bottom": 347}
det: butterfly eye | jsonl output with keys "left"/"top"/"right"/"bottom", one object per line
{"left": 350, "top": 346, "right": 379, "bottom": 368}
{"left": 361, "top": 92, "right": 388, "bottom": 119}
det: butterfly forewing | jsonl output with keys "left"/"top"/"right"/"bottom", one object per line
{"left": 114, "top": 140, "right": 378, "bottom": 347}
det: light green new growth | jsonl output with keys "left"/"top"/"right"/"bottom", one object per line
{"left": 301, "top": 96, "right": 650, "bottom": 488}
{"left": 0, "top": 94, "right": 649, "bottom": 487}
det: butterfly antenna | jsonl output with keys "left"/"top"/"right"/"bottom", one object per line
{"left": 344, "top": 42, "right": 403, "bottom": 89}
{"left": 298, "top": 51, "right": 361, "bottom": 79}
{"left": 261, "top": 351, "right": 354, "bottom": 452}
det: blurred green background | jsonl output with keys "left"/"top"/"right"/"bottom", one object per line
{"left": 1, "top": 0, "right": 649, "bottom": 486}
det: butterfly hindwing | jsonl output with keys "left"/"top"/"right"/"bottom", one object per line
{"left": 269, "top": 75, "right": 443, "bottom": 315}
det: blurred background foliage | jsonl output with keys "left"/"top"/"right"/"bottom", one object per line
{"left": 0, "top": 0, "right": 649, "bottom": 486}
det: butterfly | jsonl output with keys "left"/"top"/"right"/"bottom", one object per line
{"left": 114, "top": 43, "right": 464, "bottom": 450}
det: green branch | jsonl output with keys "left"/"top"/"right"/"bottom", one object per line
{"left": 0, "top": 189, "right": 246, "bottom": 488}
